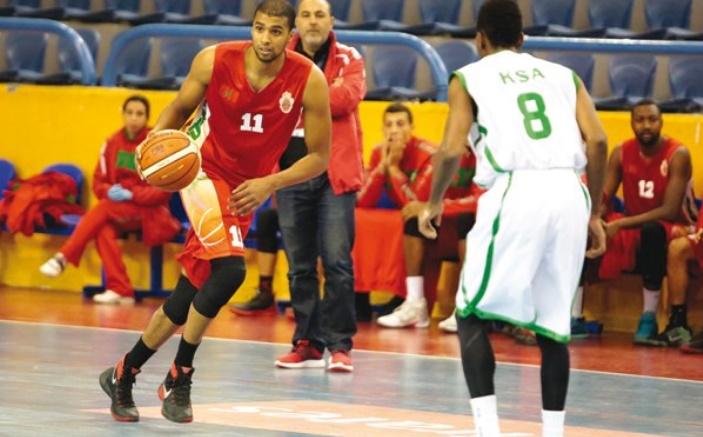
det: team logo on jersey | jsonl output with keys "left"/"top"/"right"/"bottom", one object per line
{"left": 660, "top": 160, "right": 668, "bottom": 177}
{"left": 221, "top": 86, "right": 235, "bottom": 101}
{"left": 279, "top": 91, "right": 294, "bottom": 114}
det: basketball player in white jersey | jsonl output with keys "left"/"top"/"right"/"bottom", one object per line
{"left": 418, "top": 1, "right": 608, "bottom": 436}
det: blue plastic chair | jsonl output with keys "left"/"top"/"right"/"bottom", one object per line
{"left": 0, "top": 159, "right": 16, "bottom": 201}
{"left": 600, "top": 0, "right": 668, "bottom": 39}
{"left": 547, "top": 53, "right": 595, "bottom": 92}
{"left": 644, "top": 0, "right": 702, "bottom": 40}
{"left": 113, "top": 38, "right": 154, "bottom": 89}
{"left": 55, "top": 28, "right": 100, "bottom": 84}
{"left": 203, "top": 0, "right": 249, "bottom": 25}
{"left": 434, "top": 40, "right": 479, "bottom": 74}
{"left": 365, "top": 45, "right": 436, "bottom": 101}
{"left": 660, "top": 57, "right": 703, "bottom": 113}
{"left": 595, "top": 56, "right": 657, "bottom": 111}
{"left": 345, "top": 0, "right": 407, "bottom": 31}
{"left": 0, "top": 31, "right": 48, "bottom": 83}
{"left": 104, "top": 0, "right": 142, "bottom": 21}
{"left": 55, "top": 0, "right": 92, "bottom": 19}
{"left": 158, "top": 37, "right": 205, "bottom": 88}
{"left": 6, "top": 0, "right": 64, "bottom": 18}
{"left": 155, "top": 0, "right": 216, "bottom": 24}
{"left": 524, "top": 0, "right": 576, "bottom": 36}
{"left": 415, "top": 0, "right": 474, "bottom": 36}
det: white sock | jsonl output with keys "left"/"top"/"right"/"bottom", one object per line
{"left": 405, "top": 276, "right": 424, "bottom": 301}
{"left": 571, "top": 286, "right": 583, "bottom": 319}
{"left": 643, "top": 288, "right": 661, "bottom": 314}
{"left": 470, "top": 395, "right": 500, "bottom": 437}
{"left": 542, "top": 410, "right": 565, "bottom": 437}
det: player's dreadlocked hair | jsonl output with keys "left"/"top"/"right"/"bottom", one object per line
{"left": 254, "top": 0, "right": 296, "bottom": 30}
{"left": 476, "top": 0, "right": 523, "bottom": 48}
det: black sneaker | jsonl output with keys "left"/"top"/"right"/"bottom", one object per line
{"left": 158, "top": 363, "right": 194, "bottom": 423}
{"left": 99, "top": 356, "right": 140, "bottom": 422}
{"left": 229, "top": 288, "right": 274, "bottom": 316}
{"left": 681, "top": 328, "right": 703, "bottom": 354}
{"left": 647, "top": 325, "right": 692, "bottom": 348}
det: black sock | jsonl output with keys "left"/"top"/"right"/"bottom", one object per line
{"left": 671, "top": 304, "right": 688, "bottom": 328}
{"left": 259, "top": 276, "right": 273, "bottom": 295}
{"left": 125, "top": 337, "right": 157, "bottom": 370}
{"left": 174, "top": 337, "right": 200, "bottom": 368}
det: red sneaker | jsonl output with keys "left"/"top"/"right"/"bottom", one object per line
{"left": 328, "top": 350, "right": 353, "bottom": 373}
{"left": 274, "top": 340, "right": 325, "bottom": 369}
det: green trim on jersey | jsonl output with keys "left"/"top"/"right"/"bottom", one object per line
{"left": 457, "top": 308, "right": 571, "bottom": 343}
{"left": 571, "top": 70, "right": 581, "bottom": 92}
{"left": 458, "top": 172, "right": 513, "bottom": 309}
{"left": 450, "top": 71, "right": 468, "bottom": 92}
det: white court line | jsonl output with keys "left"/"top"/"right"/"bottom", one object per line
{"left": 1, "top": 319, "right": 701, "bottom": 385}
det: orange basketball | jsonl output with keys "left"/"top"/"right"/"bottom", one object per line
{"left": 138, "top": 130, "right": 200, "bottom": 192}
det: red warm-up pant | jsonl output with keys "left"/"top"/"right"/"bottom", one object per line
{"left": 60, "top": 200, "right": 142, "bottom": 297}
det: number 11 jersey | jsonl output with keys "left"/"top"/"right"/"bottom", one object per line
{"left": 187, "top": 41, "right": 313, "bottom": 189}
{"left": 454, "top": 51, "right": 586, "bottom": 189}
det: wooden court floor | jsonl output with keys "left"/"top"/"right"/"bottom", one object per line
{"left": 0, "top": 286, "right": 702, "bottom": 436}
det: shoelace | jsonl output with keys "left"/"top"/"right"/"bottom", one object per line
{"left": 170, "top": 376, "right": 192, "bottom": 407}
{"left": 115, "top": 373, "right": 136, "bottom": 408}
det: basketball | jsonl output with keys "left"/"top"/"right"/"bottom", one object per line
{"left": 137, "top": 129, "right": 200, "bottom": 192}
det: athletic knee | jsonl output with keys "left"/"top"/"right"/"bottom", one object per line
{"left": 669, "top": 236, "right": 693, "bottom": 263}
{"left": 403, "top": 217, "right": 425, "bottom": 238}
{"left": 162, "top": 275, "right": 199, "bottom": 325}
{"left": 192, "top": 256, "right": 246, "bottom": 318}
{"left": 537, "top": 335, "right": 569, "bottom": 362}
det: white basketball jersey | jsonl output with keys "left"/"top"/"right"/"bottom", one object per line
{"left": 456, "top": 51, "right": 586, "bottom": 188}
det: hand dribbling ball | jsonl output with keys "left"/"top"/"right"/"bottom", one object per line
{"left": 137, "top": 130, "right": 200, "bottom": 192}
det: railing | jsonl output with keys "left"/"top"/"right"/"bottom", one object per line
{"left": 101, "top": 24, "right": 449, "bottom": 100}
{"left": 523, "top": 36, "right": 703, "bottom": 55}
{"left": 0, "top": 17, "right": 96, "bottom": 85}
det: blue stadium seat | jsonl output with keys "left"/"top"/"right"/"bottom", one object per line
{"left": 434, "top": 40, "right": 478, "bottom": 74}
{"left": 594, "top": 56, "right": 657, "bottom": 111}
{"left": 155, "top": 0, "right": 216, "bottom": 25}
{"left": 660, "top": 57, "right": 703, "bottom": 113}
{"left": 56, "top": 0, "right": 107, "bottom": 21}
{"left": 203, "top": 0, "right": 250, "bottom": 26}
{"left": 365, "top": 45, "right": 436, "bottom": 101}
{"left": 547, "top": 53, "right": 595, "bottom": 92}
{"left": 0, "top": 31, "right": 49, "bottom": 83}
{"left": 413, "top": 0, "right": 475, "bottom": 37}
{"left": 113, "top": 37, "right": 155, "bottom": 89}
{"left": 168, "top": 192, "right": 190, "bottom": 243}
{"left": 348, "top": 0, "right": 409, "bottom": 31}
{"left": 601, "top": 0, "right": 667, "bottom": 39}
{"left": 4, "top": 0, "right": 65, "bottom": 19}
{"left": 156, "top": 37, "right": 205, "bottom": 89}
{"left": 101, "top": 0, "right": 164, "bottom": 25}
{"left": 0, "top": 159, "right": 16, "bottom": 201}
{"left": 644, "top": 0, "right": 703, "bottom": 40}
{"left": 48, "top": 28, "right": 100, "bottom": 84}
{"left": 536, "top": 0, "right": 605, "bottom": 38}
{"left": 524, "top": 0, "right": 576, "bottom": 36}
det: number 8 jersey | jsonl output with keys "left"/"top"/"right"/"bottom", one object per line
{"left": 454, "top": 51, "right": 586, "bottom": 189}
{"left": 187, "top": 41, "right": 313, "bottom": 188}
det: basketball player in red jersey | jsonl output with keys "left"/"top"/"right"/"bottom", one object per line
{"left": 98, "top": 0, "right": 331, "bottom": 424}
{"left": 597, "top": 99, "right": 696, "bottom": 344}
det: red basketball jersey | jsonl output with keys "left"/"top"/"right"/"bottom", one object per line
{"left": 621, "top": 137, "right": 696, "bottom": 224}
{"left": 187, "top": 41, "right": 313, "bottom": 188}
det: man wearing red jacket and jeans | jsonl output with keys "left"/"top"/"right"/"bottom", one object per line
{"left": 274, "top": 0, "right": 366, "bottom": 372}
{"left": 40, "top": 95, "right": 179, "bottom": 304}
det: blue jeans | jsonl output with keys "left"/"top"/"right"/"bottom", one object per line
{"left": 276, "top": 173, "right": 357, "bottom": 352}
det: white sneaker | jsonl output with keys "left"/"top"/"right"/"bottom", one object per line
{"left": 39, "top": 254, "right": 66, "bottom": 277}
{"left": 376, "top": 298, "right": 429, "bottom": 328}
{"left": 438, "top": 314, "right": 458, "bottom": 333}
{"left": 93, "top": 290, "right": 135, "bottom": 305}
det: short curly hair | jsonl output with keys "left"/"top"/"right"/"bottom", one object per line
{"left": 476, "top": 0, "right": 523, "bottom": 48}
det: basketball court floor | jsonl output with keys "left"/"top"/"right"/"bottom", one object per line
{"left": 0, "top": 287, "right": 701, "bottom": 436}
